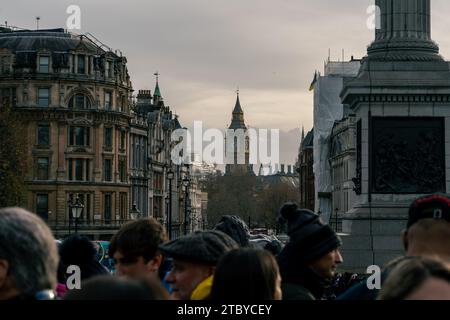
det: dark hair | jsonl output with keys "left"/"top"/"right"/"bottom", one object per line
{"left": 378, "top": 256, "right": 450, "bottom": 300}
{"left": 63, "top": 275, "right": 170, "bottom": 300}
{"left": 109, "top": 218, "right": 167, "bottom": 263}
{"left": 59, "top": 234, "right": 108, "bottom": 281}
{"left": 210, "top": 248, "right": 280, "bottom": 301}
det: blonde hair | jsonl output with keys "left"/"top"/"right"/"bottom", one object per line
{"left": 378, "top": 256, "right": 450, "bottom": 300}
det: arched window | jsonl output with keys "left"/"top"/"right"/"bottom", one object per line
{"left": 69, "top": 94, "right": 91, "bottom": 109}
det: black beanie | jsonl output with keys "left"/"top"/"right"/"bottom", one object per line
{"left": 279, "top": 203, "right": 342, "bottom": 262}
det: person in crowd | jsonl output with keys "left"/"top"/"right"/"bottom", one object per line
{"left": 59, "top": 234, "right": 109, "bottom": 283}
{"left": 338, "top": 193, "right": 450, "bottom": 300}
{"left": 109, "top": 218, "right": 168, "bottom": 279}
{"left": 159, "top": 230, "right": 238, "bottom": 300}
{"left": 64, "top": 274, "right": 170, "bottom": 300}
{"left": 0, "top": 207, "right": 58, "bottom": 300}
{"left": 210, "top": 248, "right": 282, "bottom": 301}
{"left": 378, "top": 256, "right": 450, "bottom": 300}
{"left": 277, "top": 203, "right": 343, "bottom": 300}
{"left": 213, "top": 215, "right": 251, "bottom": 247}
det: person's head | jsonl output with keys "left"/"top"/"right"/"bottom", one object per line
{"left": 60, "top": 234, "right": 109, "bottom": 281}
{"left": 0, "top": 207, "right": 58, "bottom": 300}
{"left": 213, "top": 215, "right": 250, "bottom": 247}
{"left": 402, "top": 194, "right": 450, "bottom": 260}
{"left": 211, "top": 248, "right": 282, "bottom": 301}
{"left": 159, "top": 230, "right": 238, "bottom": 300}
{"left": 378, "top": 256, "right": 450, "bottom": 300}
{"left": 64, "top": 274, "right": 170, "bottom": 300}
{"left": 278, "top": 203, "right": 343, "bottom": 280}
{"left": 109, "top": 218, "right": 167, "bottom": 278}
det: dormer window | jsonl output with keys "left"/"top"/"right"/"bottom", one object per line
{"left": 39, "top": 56, "right": 49, "bottom": 73}
{"left": 77, "top": 55, "right": 86, "bottom": 74}
{"left": 1, "top": 56, "right": 11, "bottom": 74}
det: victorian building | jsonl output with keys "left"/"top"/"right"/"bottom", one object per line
{"left": 0, "top": 27, "right": 133, "bottom": 239}
{"left": 296, "top": 127, "right": 315, "bottom": 211}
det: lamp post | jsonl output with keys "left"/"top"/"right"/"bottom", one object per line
{"left": 68, "top": 194, "right": 84, "bottom": 234}
{"left": 183, "top": 176, "right": 190, "bottom": 235}
{"left": 130, "top": 202, "right": 141, "bottom": 220}
{"left": 167, "top": 168, "right": 174, "bottom": 239}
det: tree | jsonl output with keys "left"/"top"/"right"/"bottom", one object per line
{"left": 0, "top": 102, "right": 28, "bottom": 208}
{"left": 256, "top": 182, "right": 299, "bottom": 230}
{"left": 204, "top": 172, "right": 258, "bottom": 227}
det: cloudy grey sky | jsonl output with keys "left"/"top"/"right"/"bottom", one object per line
{"left": 3, "top": 0, "right": 450, "bottom": 164}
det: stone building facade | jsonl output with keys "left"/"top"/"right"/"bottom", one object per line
{"left": 0, "top": 28, "right": 133, "bottom": 239}
{"left": 340, "top": 0, "right": 450, "bottom": 271}
{"left": 296, "top": 128, "right": 315, "bottom": 211}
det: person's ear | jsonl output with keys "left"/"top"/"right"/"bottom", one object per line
{"left": 147, "top": 254, "right": 163, "bottom": 272}
{"left": 0, "top": 260, "right": 9, "bottom": 289}
{"left": 401, "top": 229, "right": 408, "bottom": 252}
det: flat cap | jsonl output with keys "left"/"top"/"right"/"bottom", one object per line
{"left": 159, "top": 231, "right": 238, "bottom": 265}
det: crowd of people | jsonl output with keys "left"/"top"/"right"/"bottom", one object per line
{"left": 0, "top": 194, "right": 449, "bottom": 301}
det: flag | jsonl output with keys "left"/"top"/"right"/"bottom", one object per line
{"left": 309, "top": 71, "right": 318, "bottom": 91}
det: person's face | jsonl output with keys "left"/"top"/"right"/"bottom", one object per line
{"left": 308, "top": 248, "right": 343, "bottom": 279}
{"left": 405, "top": 277, "right": 450, "bottom": 300}
{"left": 113, "top": 251, "right": 161, "bottom": 278}
{"left": 274, "top": 272, "right": 282, "bottom": 300}
{"left": 165, "top": 259, "right": 213, "bottom": 300}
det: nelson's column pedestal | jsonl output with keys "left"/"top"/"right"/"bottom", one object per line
{"left": 340, "top": 0, "right": 450, "bottom": 272}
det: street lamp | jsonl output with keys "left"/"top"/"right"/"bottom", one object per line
{"left": 167, "top": 168, "right": 174, "bottom": 239}
{"left": 183, "top": 176, "right": 190, "bottom": 235}
{"left": 130, "top": 202, "right": 141, "bottom": 220}
{"left": 68, "top": 194, "right": 84, "bottom": 234}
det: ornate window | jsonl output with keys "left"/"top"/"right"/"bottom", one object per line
{"left": 104, "top": 127, "right": 113, "bottom": 148}
{"left": 37, "top": 88, "right": 50, "bottom": 107}
{"left": 77, "top": 55, "right": 86, "bottom": 74}
{"left": 36, "top": 157, "right": 49, "bottom": 180}
{"left": 104, "top": 158, "right": 112, "bottom": 181}
{"left": 68, "top": 94, "right": 91, "bottom": 109}
{"left": 39, "top": 56, "right": 49, "bottom": 73}
{"left": 37, "top": 125, "right": 50, "bottom": 146}
{"left": 69, "top": 126, "right": 90, "bottom": 147}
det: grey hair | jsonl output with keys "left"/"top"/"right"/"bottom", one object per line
{"left": 0, "top": 207, "right": 58, "bottom": 296}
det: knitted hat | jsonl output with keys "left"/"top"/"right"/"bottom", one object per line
{"left": 279, "top": 203, "right": 341, "bottom": 262}
{"left": 213, "top": 215, "right": 250, "bottom": 247}
{"left": 408, "top": 194, "right": 450, "bottom": 229}
{"left": 158, "top": 231, "right": 239, "bottom": 265}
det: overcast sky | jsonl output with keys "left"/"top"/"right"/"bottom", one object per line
{"left": 3, "top": 0, "right": 450, "bottom": 164}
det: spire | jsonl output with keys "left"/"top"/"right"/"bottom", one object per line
{"left": 233, "top": 87, "right": 243, "bottom": 114}
{"left": 301, "top": 125, "right": 305, "bottom": 142}
{"left": 228, "top": 89, "right": 246, "bottom": 130}
{"left": 154, "top": 72, "right": 162, "bottom": 98}
{"left": 258, "top": 164, "right": 264, "bottom": 176}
